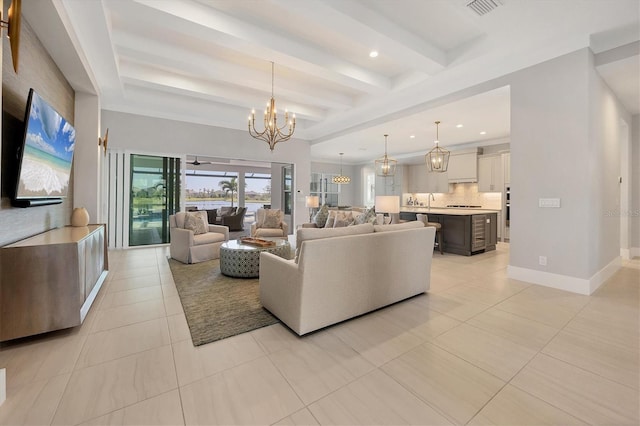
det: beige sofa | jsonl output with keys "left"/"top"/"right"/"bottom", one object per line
{"left": 259, "top": 221, "right": 435, "bottom": 335}
{"left": 169, "top": 212, "right": 229, "bottom": 264}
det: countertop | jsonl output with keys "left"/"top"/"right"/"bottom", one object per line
{"left": 401, "top": 207, "right": 501, "bottom": 216}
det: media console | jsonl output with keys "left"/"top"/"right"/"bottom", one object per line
{"left": 0, "top": 225, "right": 108, "bottom": 341}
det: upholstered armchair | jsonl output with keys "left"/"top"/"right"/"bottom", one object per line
{"left": 251, "top": 208, "right": 289, "bottom": 238}
{"left": 169, "top": 211, "right": 229, "bottom": 264}
{"left": 221, "top": 207, "right": 247, "bottom": 231}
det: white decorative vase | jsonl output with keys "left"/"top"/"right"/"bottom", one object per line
{"left": 71, "top": 207, "right": 90, "bottom": 227}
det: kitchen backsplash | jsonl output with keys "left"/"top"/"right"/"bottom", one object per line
{"left": 403, "top": 183, "right": 503, "bottom": 210}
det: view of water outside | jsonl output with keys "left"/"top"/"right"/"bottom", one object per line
{"left": 185, "top": 173, "right": 271, "bottom": 221}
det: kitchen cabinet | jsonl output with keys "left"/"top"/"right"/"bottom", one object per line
{"left": 503, "top": 152, "right": 511, "bottom": 184}
{"left": 400, "top": 210, "right": 498, "bottom": 256}
{"left": 478, "top": 154, "right": 504, "bottom": 192}
{"left": 376, "top": 165, "right": 405, "bottom": 197}
{"left": 447, "top": 149, "right": 480, "bottom": 183}
{"left": 407, "top": 164, "right": 449, "bottom": 193}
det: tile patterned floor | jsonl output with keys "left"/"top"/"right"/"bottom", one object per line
{"left": 0, "top": 244, "right": 638, "bottom": 425}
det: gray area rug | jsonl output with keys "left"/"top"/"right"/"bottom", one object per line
{"left": 167, "top": 258, "right": 279, "bottom": 346}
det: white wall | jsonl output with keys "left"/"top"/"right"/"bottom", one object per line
{"left": 632, "top": 114, "right": 640, "bottom": 256}
{"left": 101, "top": 110, "right": 311, "bottom": 228}
{"left": 508, "top": 48, "right": 628, "bottom": 294}
{"left": 73, "top": 93, "right": 102, "bottom": 222}
{"left": 587, "top": 52, "right": 630, "bottom": 273}
{"left": 310, "top": 161, "right": 358, "bottom": 206}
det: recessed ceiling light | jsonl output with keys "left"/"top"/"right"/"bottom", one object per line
{"left": 409, "top": 135, "right": 415, "bottom": 139}
{"left": 456, "top": 124, "right": 463, "bottom": 128}
{"left": 369, "top": 50, "right": 379, "bottom": 58}
{"left": 480, "top": 131, "right": 487, "bottom": 135}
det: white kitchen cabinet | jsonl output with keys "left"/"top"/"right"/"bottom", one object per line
{"left": 478, "top": 154, "right": 504, "bottom": 192}
{"left": 407, "top": 164, "right": 450, "bottom": 193}
{"left": 503, "top": 152, "right": 511, "bottom": 184}
{"left": 376, "top": 165, "right": 405, "bottom": 197}
{"left": 447, "top": 149, "right": 480, "bottom": 183}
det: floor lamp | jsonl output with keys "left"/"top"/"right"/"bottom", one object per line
{"left": 375, "top": 195, "right": 400, "bottom": 224}
{"left": 305, "top": 195, "right": 319, "bottom": 222}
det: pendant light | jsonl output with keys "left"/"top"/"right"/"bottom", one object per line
{"left": 248, "top": 62, "right": 296, "bottom": 151}
{"left": 333, "top": 153, "right": 350, "bottom": 184}
{"left": 425, "top": 121, "right": 450, "bottom": 172}
{"left": 375, "top": 134, "right": 397, "bottom": 177}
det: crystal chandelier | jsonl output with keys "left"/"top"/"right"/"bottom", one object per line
{"left": 375, "top": 134, "right": 397, "bottom": 177}
{"left": 333, "top": 153, "right": 351, "bottom": 184}
{"left": 248, "top": 62, "right": 295, "bottom": 151}
{"left": 425, "top": 121, "right": 450, "bottom": 172}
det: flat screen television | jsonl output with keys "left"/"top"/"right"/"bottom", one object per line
{"left": 13, "top": 88, "right": 75, "bottom": 206}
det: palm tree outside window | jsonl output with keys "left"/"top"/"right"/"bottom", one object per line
{"left": 218, "top": 177, "right": 246, "bottom": 208}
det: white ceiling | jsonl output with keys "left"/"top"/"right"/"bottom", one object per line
{"left": 24, "top": 0, "right": 640, "bottom": 164}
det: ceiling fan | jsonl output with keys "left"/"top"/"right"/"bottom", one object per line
{"left": 187, "top": 156, "right": 212, "bottom": 166}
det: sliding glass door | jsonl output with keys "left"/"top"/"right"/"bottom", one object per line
{"left": 129, "top": 154, "right": 180, "bottom": 246}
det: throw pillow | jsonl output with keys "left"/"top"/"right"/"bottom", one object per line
{"left": 184, "top": 212, "right": 207, "bottom": 235}
{"left": 312, "top": 204, "right": 329, "bottom": 228}
{"left": 333, "top": 211, "right": 354, "bottom": 228}
{"left": 262, "top": 209, "right": 283, "bottom": 229}
{"left": 354, "top": 207, "right": 376, "bottom": 225}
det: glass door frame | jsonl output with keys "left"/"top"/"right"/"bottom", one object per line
{"left": 129, "top": 154, "right": 181, "bottom": 246}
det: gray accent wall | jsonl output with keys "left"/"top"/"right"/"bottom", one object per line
{"left": 0, "top": 13, "right": 75, "bottom": 246}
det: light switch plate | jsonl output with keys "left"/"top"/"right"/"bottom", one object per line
{"left": 539, "top": 198, "right": 561, "bottom": 208}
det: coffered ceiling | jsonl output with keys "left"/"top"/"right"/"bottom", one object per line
{"left": 23, "top": 0, "right": 639, "bottom": 163}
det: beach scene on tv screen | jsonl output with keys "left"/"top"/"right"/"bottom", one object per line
{"left": 17, "top": 92, "right": 75, "bottom": 198}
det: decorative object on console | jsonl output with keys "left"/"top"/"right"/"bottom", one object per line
{"left": 426, "top": 121, "right": 450, "bottom": 173}
{"left": 70, "top": 207, "right": 90, "bottom": 227}
{"left": 375, "top": 134, "right": 397, "bottom": 177}
{"left": 0, "top": 0, "right": 21, "bottom": 73}
{"left": 305, "top": 195, "right": 319, "bottom": 222}
{"left": 375, "top": 195, "right": 400, "bottom": 224}
{"left": 332, "top": 153, "right": 351, "bottom": 184}
{"left": 248, "top": 62, "right": 295, "bottom": 151}
{"left": 98, "top": 128, "right": 108, "bottom": 156}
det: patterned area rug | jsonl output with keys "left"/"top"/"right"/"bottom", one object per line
{"left": 167, "top": 258, "right": 279, "bottom": 346}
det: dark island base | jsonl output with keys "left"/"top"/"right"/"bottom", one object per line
{"left": 401, "top": 211, "right": 498, "bottom": 256}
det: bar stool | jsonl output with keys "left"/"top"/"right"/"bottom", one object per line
{"left": 416, "top": 214, "right": 444, "bottom": 255}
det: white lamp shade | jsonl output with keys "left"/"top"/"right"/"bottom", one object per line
{"left": 305, "top": 195, "right": 319, "bottom": 208}
{"left": 375, "top": 195, "right": 400, "bottom": 214}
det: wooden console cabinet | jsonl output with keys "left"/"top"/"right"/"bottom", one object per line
{"left": 0, "top": 225, "right": 108, "bottom": 341}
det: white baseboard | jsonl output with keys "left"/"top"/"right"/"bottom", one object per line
{"left": 508, "top": 257, "right": 622, "bottom": 295}
{"left": 621, "top": 248, "right": 631, "bottom": 260}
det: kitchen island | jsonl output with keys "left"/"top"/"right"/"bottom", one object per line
{"left": 400, "top": 207, "right": 499, "bottom": 256}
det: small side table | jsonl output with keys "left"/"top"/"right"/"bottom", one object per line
{"left": 220, "top": 238, "right": 291, "bottom": 278}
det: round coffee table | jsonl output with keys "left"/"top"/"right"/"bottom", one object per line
{"left": 219, "top": 238, "right": 291, "bottom": 278}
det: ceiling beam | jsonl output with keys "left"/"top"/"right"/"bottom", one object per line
{"left": 119, "top": 60, "right": 327, "bottom": 121}
{"left": 113, "top": 33, "right": 354, "bottom": 111}
{"left": 133, "top": 0, "right": 391, "bottom": 93}
{"left": 58, "top": 0, "right": 123, "bottom": 98}
{"left": 277, "top": 0, "right": 447, "bottom": 76}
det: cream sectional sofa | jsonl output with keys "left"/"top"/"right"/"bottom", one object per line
{"left": 259, "top": 221, "right": 435, "bottom": 335}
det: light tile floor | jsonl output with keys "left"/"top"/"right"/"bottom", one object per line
{"left": 0, "top": 244, "right": 638, "bottom": 425}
